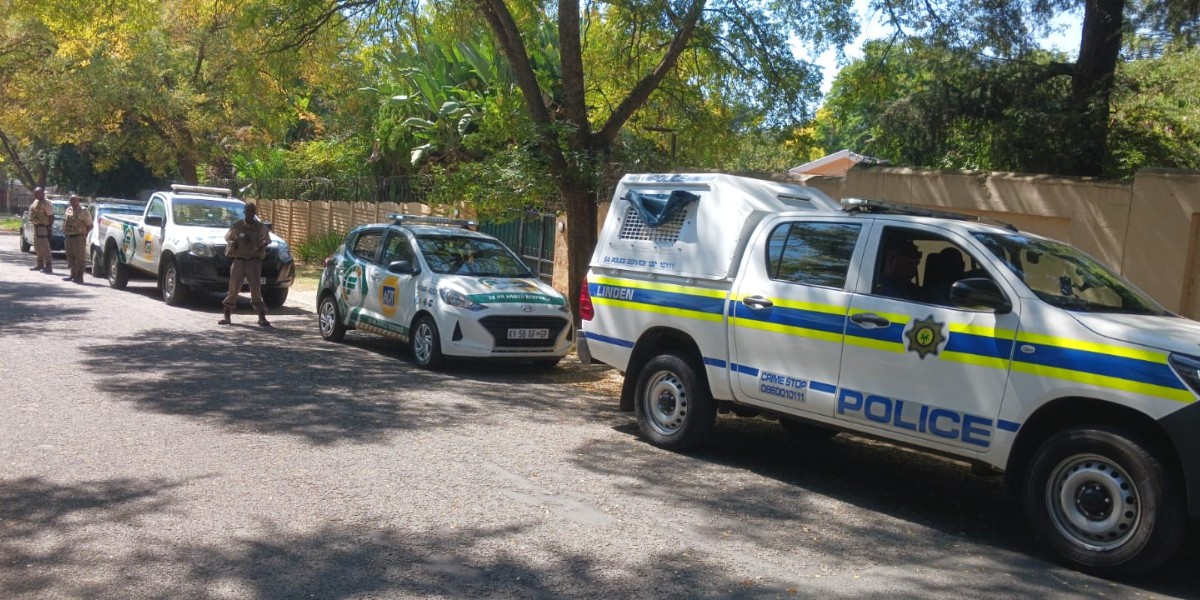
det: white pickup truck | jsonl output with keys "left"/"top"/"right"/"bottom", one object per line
{"left": 578, "top": 173, "right": 1200, "bottom": 574}
{"left": 96, "top": 184, "right": 294, "bottom": 306}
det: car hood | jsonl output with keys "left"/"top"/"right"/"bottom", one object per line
{"left": 1071, "top": 313, "right": 1200, "bottom": 356}
{"left": 439, "top": 275, "right": 567, "bottom": 307}
{"left": 180, "top": 226, "right": 286, "bottom": 245}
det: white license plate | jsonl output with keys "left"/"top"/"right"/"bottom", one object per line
{"left": 508, "top": 328, "right": 549, "bottom": 340}
{"left": 260, "top": 278, "right": 267, "bottom": 285}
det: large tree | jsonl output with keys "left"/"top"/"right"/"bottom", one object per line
{"left": 285, "top": 0, "right": 857, "bottom": 316}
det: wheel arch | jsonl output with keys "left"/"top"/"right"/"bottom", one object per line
{"left": 1004, "top": 396, "right": 1183, "bottom": 504}
{"left": 619, "top": 327, "right": 706, "bottom": 412}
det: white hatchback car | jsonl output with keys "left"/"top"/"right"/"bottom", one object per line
{"left": 316, "top": 215, "right": 573, "bottom": 369}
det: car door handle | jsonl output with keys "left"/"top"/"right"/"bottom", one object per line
{"left": 742, "top": 295, "right": 774, "bottom": 310}
{"left": 850, "top": 313, "right": 891, "bottom": 328}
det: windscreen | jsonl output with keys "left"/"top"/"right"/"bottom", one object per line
{"left": 172, "top": 199, "right": 245, "bottom": 227}
{"left": 973, "top": 232, "right": 1169, "bottom": 315}
{"left": 416, "top": 234, "right": 533, "bottom": 277}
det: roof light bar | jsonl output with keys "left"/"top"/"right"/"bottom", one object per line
{"left": 841, "top": 197, "right": 1017, "bottom": 232}
{"left": 388, "top": 213, "right": 477, "bottom": 229}
{"left": 170, "top": 184, "right": 233, "bottom": 197}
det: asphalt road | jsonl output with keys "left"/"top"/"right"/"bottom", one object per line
{"left": 2, "top": 231, "right": 1198, "bottom": 599}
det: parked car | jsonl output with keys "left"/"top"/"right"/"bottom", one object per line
{"left": 85, "top": 200, "right": 147, "bottom": 272}
{"left": 316, "top": 214, "right": 573, "bottom": 369}
{"left": 19, "top": 197, "right": 69, "bottom": 254}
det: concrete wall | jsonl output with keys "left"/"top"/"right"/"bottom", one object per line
{"left": 572, "top": 167, "right": 1200, "bottom": 319}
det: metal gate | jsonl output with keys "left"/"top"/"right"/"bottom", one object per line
{"left": 478, "top": 212, "right": 557, "bottom": 283}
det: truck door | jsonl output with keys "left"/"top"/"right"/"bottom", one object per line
{"left": 834, "top": 224, "right": 1020, "bottom": 453}
{"left": 729, "top": 217, "right": 865, "bottom": 418}
{"left": 133, "top": 197, "right": 167, "bottom": 273}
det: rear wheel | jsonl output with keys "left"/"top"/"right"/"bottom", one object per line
{"left": 263, "top": 287, "right": 289, "bottom": 308}
{"left": 410, "top": 315, "right": 444, "bottom": 370}
{"left": 106, "top": 249, "right": 129, "bottom": 289}
{"left": 160, "top": 258, "right": 190, "bottom": 306}
{"left": 634, "top": 353, "right": 717, "bottom": 451}
{"left": 1022, "top": 426, "right": 1185, "bottom": 575}
{"left": 317, "top": 294, "right": 347, "bottom": 342}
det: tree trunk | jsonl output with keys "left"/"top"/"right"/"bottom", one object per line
{"left": 1069, "top": 0, "right": 1125, "bottom": 177}
{"left": 560, "top": 172, "right": 598, "bottom": 323}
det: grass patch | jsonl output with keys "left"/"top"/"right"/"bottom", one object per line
{"left": 296, "top": 231, "right": 344, "bottom": 264}
{"left": 290, "top": 262, "right": 324, "bottom": 295}
{"left": 0, "top": 216, "right": 20, "bottom": 232}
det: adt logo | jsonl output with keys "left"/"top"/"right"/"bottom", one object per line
{"left": 382, "top": 286, "right": 396, "bottom": 307}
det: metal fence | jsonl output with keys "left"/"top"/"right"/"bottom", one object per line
{"left": 478, "top": 213, "right": 558, "bottom": 283}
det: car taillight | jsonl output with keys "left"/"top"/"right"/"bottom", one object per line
{"left": 579, "top": 278, "right": 594, "bottom": 321}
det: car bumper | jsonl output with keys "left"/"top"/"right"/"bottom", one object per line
{"left": 1160, "top": 400, "right": 1200, "bottom": 517}
{"left": 176, "top": 253, "right": 295, "bottom": 292}
{"left": 437, "top": 312, "right": 573, "bottom": 358}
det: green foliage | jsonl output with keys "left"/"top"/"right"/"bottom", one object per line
{"left": 295, "top": 230, "right": 346, "bottom": 264}
{"left": 1109, "top": 48, "right": 1200, "bottom": 177}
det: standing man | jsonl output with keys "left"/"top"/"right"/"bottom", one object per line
{"left": 61, "top": 194, "right": 92, "bottom": 283}
{"left": 27, "top": 187, "right": 55, "bottom": 273}
{"left": 220, "top": 202, "right": 271, "bottom": 327}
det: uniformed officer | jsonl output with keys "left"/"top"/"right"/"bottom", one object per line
{"left": 61, "top": 194, "right": 92, "bottom": 283}
{"left": 27, "top": 187, "right": 56, "bottom": 273}
{"left": 220, "top": 202, "right": 271, "bottom": 327}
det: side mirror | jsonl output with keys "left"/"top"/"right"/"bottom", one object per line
{"left": 388, "top": 260, "right": 419, "bottom": 275}
{"left": 950, "top": 278, "right": 1012, "bottom": 313}
{"left": 144, "top": 215, "right": 164, "bottom": 227}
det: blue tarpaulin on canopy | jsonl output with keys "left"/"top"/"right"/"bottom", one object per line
{"left": 625, "top": 190, "right": 699, "bottom": 228}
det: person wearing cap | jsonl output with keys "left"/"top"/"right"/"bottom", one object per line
{"left": 61, "top": 194, "right": 92, "bottom": 283}
{"left": 877, "top": 237, "right": 923, "bottom": 300}
{"left": 27, "top": 187, "right": 56, "bottom": 273}
{"left": 219, "top": 202, "right": 271, "bottom": 327}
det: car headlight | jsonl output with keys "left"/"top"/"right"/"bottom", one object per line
{"left": 439, "top": 288, "right": 486, "bottom": 311}
{"left": 190, "top": 241, "right": 215, "bottom": 257}
{"left": 1169, "top": 353, "right": 1200, "bottom": 397}
{"left": 276, "top": 242, "right": 292, "bottom": 263}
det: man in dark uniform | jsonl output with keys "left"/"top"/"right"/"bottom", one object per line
{"left": 876, "top": 238, "right": 923, "bottom": 301}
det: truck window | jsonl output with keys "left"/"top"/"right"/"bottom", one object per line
{"left": 765, "top": 222, "right": 861, "bottom": 289}
{"left": 147, "top": 198, "right": 166, "bottom": 220}
{"left": 382, "top": 232, "right": 415, "bottom": 265}
{"left": 352, "top": 230, "right": 383, "bottom": 263}
{"left": 873, "top": 226, "right": 991, "bottom": 306}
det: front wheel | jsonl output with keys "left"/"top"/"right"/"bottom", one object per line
{"left": 160, "top": 259, "right": 190, "bottom": 306}
{"left": 263, "top": 287, "right": 289, "bottom": 308}
{"left": 106, "top": 249, "right": 129, "bottom": 289}
{"left": 20, "top": 233, "right": 30, "bottom": 253}
{"left": 1022, "top": 426, "right": 1185, "bottom": 575}
{"left": 634, "top": 353, "right": 717, "bottom": 451}
{"left": 410, "top": 315, "right": 444, "bottom": 370}
{"left": 317, "top": 294, "right": 347, "bottom": 342}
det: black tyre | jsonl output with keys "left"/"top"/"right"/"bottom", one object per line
{"left": 779, "top": 417, "right": 839, "bottom": 440}
{"left": 106, "top": 248, "right": 129, "bottom": 289}
{"left": 160, "top": 259, "right": 190, "bottom": 306}
{"left": 317, "top": 293, "right": 347, "bottom": 342}
{"left": 263, "top": 287, "right": 289, "bottom": 308}
{"left": 1022, "top": 426, "right": 1185, "bottom": 575}
{"left": 410, "top": 314, "right": 444, "bottom": 370}
{"left": 88, "top": 247, "right": 101, "bottom": 276}
{"left": 20, "top": 233, "right": 30, "bottom": 253}
{"left": 634, "top": 353, "right": 717, "bottom": 451}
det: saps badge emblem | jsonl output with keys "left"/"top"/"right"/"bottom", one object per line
{"left": 905, "top": 315, "right": 946, "bottom": 359}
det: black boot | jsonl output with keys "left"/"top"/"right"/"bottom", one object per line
{"left": 218, "top": 308, "right": 232, "bottom": 325}
{"left": 258, "top": 311, "right": 271, "bottom": 327}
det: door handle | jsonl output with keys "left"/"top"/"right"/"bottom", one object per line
{"left": 742, "top": 295, "right": 774, "bottom": 310}
{"left": 850, "top": 312, "right": 891, "bottom": 328}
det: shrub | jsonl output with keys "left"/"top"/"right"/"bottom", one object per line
{"left": 296, "top": 231, "right": 345, "bottom": 264}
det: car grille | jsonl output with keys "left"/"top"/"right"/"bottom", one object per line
{"left": 479, "top": 316, "right": 569, "bottom": 349}
{"left": 212, "top": 246, "right": 287, "bottom": 277}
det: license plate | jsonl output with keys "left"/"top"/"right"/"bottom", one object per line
{"left": 508, "top": 328, "right": 549, "bottom": 340}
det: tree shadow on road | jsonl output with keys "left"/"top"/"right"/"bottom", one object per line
{"left": 573, "top": 416, "right": 1200, "bottom": 597}
{"left": 0, "top": 281, "right": 92, "bottom": 335}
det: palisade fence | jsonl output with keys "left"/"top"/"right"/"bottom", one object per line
{"left": 210, "top": 176, "right": 560, "bottom": 282}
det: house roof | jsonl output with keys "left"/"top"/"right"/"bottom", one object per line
{"left": 788, "top": 149, "right": 883, "bottom": 177}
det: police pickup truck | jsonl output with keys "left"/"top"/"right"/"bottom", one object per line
{"left": 578, "top": 173, "right": 1200, "bottom": 574}
{"left": 96, "top": 185, "right": 294, "bottom": 306}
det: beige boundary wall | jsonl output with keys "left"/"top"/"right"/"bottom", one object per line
{"left": 568, "top": 167, "right": 1200, "bottom": 319}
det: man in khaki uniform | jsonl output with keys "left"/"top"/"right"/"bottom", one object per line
{"left": 61, "top": 194, "right": 92, "bottom": 283}
{"left": 220, "top": 202, "right": 271, "bottom": 327}
{"left": 28, "top": 187, "right": 56, "bottom": 273}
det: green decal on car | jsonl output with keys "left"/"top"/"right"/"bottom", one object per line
{"left": 467, "top": 292, "right": 565, "bottom": 305}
